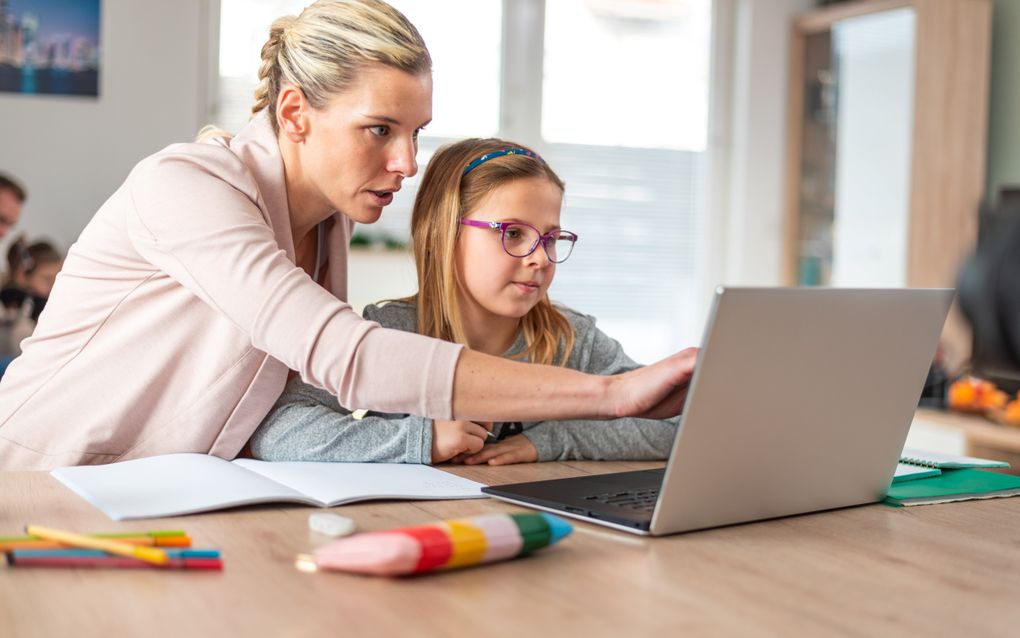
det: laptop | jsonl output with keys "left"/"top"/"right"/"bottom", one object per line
{"left": 482, "top": 287, "right": 955, "bottom": 535}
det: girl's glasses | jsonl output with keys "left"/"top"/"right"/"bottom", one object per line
{"left": 460, "top": 219, "right": 578, "bottom": 263}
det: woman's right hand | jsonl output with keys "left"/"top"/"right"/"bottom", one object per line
{"left": 606, "top": 347, "right": 700, "bottom": 420}
{"left": 431, "top": 419, "right": 493, "bottom": 464}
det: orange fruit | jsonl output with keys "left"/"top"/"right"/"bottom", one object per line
{"left": 1004, "top": 400, "right": 1020, "bottom": 426}
{"left": 948, "top": 379, "right": 978, "bottom": 409}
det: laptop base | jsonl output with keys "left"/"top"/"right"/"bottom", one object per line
{"left": 482, "top": 469, "right": 664, "bottom": 533}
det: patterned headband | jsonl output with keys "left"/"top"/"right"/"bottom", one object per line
{"left": 462, "top": 148, "right": 543, "bottom": 176}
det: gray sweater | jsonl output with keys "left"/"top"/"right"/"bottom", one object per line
{"left": 249, "top": 302, "right": 681, "bottom": 463}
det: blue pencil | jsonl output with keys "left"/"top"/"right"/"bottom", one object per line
{"left": 11, "top": 548, "right": 220, "bottom": 559}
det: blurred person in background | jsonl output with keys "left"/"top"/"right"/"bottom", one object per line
{"left": 0, "top": 174, "right": 25, "bottom": 241}
{"left": 0, "top": 238, "right": 63, "bottom": 373}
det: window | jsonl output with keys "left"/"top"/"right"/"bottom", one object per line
{"left": 215, "top": 0, "right": 712, "bottom": 363}
{"left": 538, "top": 0, "right": 711, "bottom": 363}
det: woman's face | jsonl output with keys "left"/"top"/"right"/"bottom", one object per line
{"left": 455, "top": 176, "right": 565, "bottom": 326}
{"left": 300, "top": 64, "right": 432, "bottom": 225}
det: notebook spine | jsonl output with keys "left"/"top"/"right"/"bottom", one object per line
{"left": 901, "top": 458, "right": 940, "bottom": 469}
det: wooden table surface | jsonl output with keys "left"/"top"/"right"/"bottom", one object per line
{"left": 3, "top": 460, "right": 1019, "bottom": 637}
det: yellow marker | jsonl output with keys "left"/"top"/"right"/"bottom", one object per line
{"left": 25, "top": 525, "right": 169, "bottom": 566}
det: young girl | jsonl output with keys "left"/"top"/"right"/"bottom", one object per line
{"left": 0, "top": 238, "right": 63, "bottom": 362}
{"left": 250, "top": 138, "right": 680, "bottom": 465}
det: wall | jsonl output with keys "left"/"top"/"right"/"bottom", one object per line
{"left": 985, "top": 0, "right": 1020, "bottom": 200}
{"left": 707, "top": 0, "right": 815, "bottom": 290}
{"left": 0, "top": 0, "right": 217, "bottom": 254}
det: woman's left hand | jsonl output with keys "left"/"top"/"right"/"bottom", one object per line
{"left": 457, "top": 434, "right": 538, "bottom": 466}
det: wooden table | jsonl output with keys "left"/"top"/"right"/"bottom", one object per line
{"left": 3, "top": 461, "right": 1020, "bottom": 637}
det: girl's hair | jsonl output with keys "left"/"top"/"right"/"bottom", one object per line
{"left": 406, "top": 138, "right": 574, "bottom": 367}
{"left": 25, "top": 241, "right": 62, "bottom": 274}
{"left": 198, "top": 0, "right": 430, "bottom": 142}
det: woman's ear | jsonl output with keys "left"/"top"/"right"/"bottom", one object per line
{"left": 277, "top": 86, "right": 310, "bottom": 143}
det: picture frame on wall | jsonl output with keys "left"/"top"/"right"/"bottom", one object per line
{"left": 0, "top": 0, "right": 100, "bottom": 97}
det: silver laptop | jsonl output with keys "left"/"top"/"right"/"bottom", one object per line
{"left": 482, "top": 287, "right": 954, "bottom": 535}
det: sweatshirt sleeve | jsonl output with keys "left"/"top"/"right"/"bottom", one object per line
{"left": 519, "top": 309, "right": 680, "bottom": 461}
{"left": 124, "top": 148, "right": 461, "bottom": 418}
{"left": 523, "top": 418, "right": 677, "bottom": 461}
{"left": 248, "top": 376, "right": 433, "bottom": 464}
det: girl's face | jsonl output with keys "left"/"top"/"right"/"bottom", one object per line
{"left": 455, "top": 176, "right": 565, "bottom": 326}
{"left": 300, "top": 63, "right": 432, "bottom": 225}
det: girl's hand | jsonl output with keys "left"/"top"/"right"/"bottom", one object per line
{"left": 460, "top": 434, "right": 538, "bottom": 466}
{"left": 431, "top": 420, "right": 492, "bottom": 464}
{"left": 608, "top": 347, "right": 699, "bottom": 419}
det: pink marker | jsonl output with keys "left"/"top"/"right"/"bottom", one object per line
{"left": 297, "top": 512, "right": 572, "bottom": 576}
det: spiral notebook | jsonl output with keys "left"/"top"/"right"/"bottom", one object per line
{"left": 893, "top": 463, "right": 941, "bottom": 482}
{"left": 899, "top": 448, "right": 1009, "bottom": 470}
{"left": 892, "top": 449, "right": 1009, "bottom": 483}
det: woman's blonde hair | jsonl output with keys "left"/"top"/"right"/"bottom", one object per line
{"left": 198, "top": 0, "right": 430, "bottom": 141}
{"left": 405, "top": 138, "right": 575, "bottom": 367}
{"left": 254, "top": 0, "right": 429, "bottom": 128}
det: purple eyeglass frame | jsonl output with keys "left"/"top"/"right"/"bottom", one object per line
{"left": 459, "top": 219, "right": 578, "bottom": 263}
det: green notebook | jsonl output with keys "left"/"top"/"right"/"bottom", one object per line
{"left": 883, "top": 469, "right": 1020, "bottom": 507}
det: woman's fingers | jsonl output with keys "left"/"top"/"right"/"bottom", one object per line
{"left": 613, "top": 347, "right": 699, "bottom": 418}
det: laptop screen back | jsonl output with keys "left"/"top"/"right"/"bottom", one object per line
{"left": 650, "top": 287, "right": 953, "bottom": 534}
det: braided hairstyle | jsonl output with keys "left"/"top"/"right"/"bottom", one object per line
{"left": 252, "top": 0, "right": 431, "bottom": 132}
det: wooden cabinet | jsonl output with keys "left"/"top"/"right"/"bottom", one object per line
{"left": 783, "top": 0, "right": 992, "bottom": 365}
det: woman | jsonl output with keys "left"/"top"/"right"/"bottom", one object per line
{"left": 0, "top": 0, "right": 696, "bottom": 470}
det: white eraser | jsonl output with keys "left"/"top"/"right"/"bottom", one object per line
{"left": 309, "top": 512, "right": 356, "bottom": 538}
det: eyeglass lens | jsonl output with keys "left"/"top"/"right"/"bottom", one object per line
{"left": 501, "top": 224, "right": 575, "bottom": 263}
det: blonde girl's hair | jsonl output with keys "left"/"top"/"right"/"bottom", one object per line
{"left": 197, "top": 0, "right": 430, "bottom": 142}
{"left": 405, "top": 138, "right": 575, "bottom": 367}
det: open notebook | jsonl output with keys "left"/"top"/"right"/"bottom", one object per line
{"left": 52, "top": 453, "right": 486, "bottom": 521}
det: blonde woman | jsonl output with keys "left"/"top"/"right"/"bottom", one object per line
{"left": 0, "top": 0, "right": 696, "bottom": 470}
{"left": 251, "top": 138, "right": 682, "bottom": 465}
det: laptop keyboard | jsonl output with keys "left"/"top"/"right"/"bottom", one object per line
{"left": 583, "top": 487, "right": 660, "bottom": 512}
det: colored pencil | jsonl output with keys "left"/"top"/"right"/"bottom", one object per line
{"left": 12, "top": 548, "right": 219, "bottom": 559}
{"left": 7, "top": 553, "right": 222, "bottom": 570}
{"left": 0, "top": 530, "right": 186, "bottom": 542}
{"left": 1, "top": 534, "right": 192, "bottom": 552}
{"left": 25, "top": 524, "right": 169, "bottom": 566}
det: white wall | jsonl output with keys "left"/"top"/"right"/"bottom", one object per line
{"left": 707, "top": 0, "right": 814, "bottom": 290}
{"left": 830, "top": 9, "right": 915, "bottom": 287}
{"left": 0, "top": 0, "right": 217, "bottom": 254}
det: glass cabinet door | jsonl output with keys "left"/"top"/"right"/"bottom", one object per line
{"left": 794, "top": 7, "right": 917, "bottom": 287}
